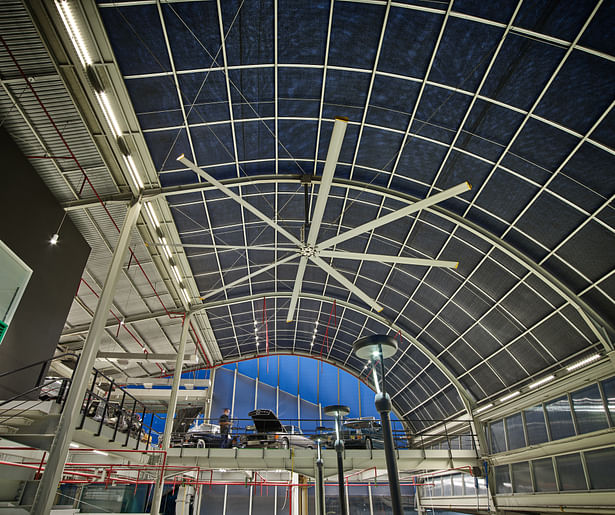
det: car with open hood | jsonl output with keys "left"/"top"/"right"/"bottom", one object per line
{"left": 240, "top": 409, "right": 314, "bottom": 449}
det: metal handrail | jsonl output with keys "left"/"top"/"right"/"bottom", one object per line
{"left": 0, "top": 352, "right": 78, "bottom": 380}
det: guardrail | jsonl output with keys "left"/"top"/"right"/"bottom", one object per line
{"left": 0, "top": 354, "right": 164, "bottom": 449}
{"left": 77, "top": 367, "right": 164, "bottom": 449}
{"left": 168, "top": 416, "right": 478, "bottom": 452}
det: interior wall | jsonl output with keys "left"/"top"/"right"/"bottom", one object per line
{"left": 0, "top": 127, "right": 90, "bottom": 398}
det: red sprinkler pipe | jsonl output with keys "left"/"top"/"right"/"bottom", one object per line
{"left": 78, "top": 278, "right": 164, "bottom": 373}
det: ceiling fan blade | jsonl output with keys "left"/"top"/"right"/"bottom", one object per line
{"left": 178, "top": 155, "right": 303, "bottom": 248}
{"left": 319, "top": 182, "right": 471, "bottom": 251}
{"left": 286, "top": 117, "right": 348, "bottom": 322}
{"left": 310, "top": 255, "right": 383, "bottom": 312}
{"left": 306, "top": 117, "right": 348, "bottom": 246}
{"left": 319, "top": 250, "right": 458, "bottom": 268}
{"left": 151, "top": 243, "right": 297, "bottom": 252}
{"left": 286, "top": 256, "right": 308, "bottom": 322}
{"left": 200, "top": 254, "right": 298, "bottom": 301}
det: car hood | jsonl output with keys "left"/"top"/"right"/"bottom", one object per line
{"left": 248, "top": 409, "right": 285, "bottom": 433}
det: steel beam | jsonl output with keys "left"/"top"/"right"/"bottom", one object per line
{"left": 97, "top": 351, "right": 198, "bottom": 362}
{"left": 150, "top": 311, "right": 193, "bottom": 515}
{"left": 31, "top": 199, "right": 142, "bottom": 515}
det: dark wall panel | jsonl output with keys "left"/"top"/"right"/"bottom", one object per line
{"left": 0, "top": 128, "right": 90, "bottom": 398}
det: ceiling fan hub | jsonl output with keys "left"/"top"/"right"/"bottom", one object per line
{"left": 300, "top": 245, "right": 317, "bottom": 257}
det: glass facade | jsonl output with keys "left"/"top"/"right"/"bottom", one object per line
{"left": 491, "top": 447, "right": 615, "bottom": 497}
{"left": 532, "top": 458, "right": 557, "bottom": 492}
{"left": 504, "top": 413, "right": 525, "bottom": 449}
{"left": 489, "top": 420, "right": 506, "bottom": 454}
{"left": 495, "top": 465, "right": 512, "bottom": 494}
{"left": 511, "top": 462, "right": 532, "bottom": 493}
{"left": 584, "top": 447, "right": 615, "bottom": 490}
{"left": 488, "top": 376, "right": 615, "bottom": 454}
{"left": 545, "top": 396, "right": 576, "bottom": 440}
{"left": 555, "top": 453, "right": 587, "bottom": 491}
{"left": 524, "top": 404, "right": 549, "bottom": 445}
{"left": 571, "top": 384, "right": 608, "bottom": 434}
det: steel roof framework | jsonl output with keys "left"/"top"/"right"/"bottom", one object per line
{"left": 0, "top": 0, "right": 612, "bottom": 427}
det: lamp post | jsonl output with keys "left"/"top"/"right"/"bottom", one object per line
{"left": 323, "top": 404, "right": 350, "bottom": 515}
{"left": 353, "top": 334, "right": 403, "bottom": 515}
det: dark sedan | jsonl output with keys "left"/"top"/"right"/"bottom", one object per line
{"left": 341, "top": 418, "right": 384, "bottom": 450}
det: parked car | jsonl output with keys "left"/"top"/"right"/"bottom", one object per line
{"left": 340, "top": 418, "right": 384, "bottom": 450}
{"left": 187, "top": 422, "right": 224, "bottom": 448}
{"left": 240, "top": 409, "right": 314, "bottom": 449}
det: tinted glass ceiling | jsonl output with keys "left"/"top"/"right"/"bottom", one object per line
{"left": 94, "top": 0, "right": 614, "bottom": 424}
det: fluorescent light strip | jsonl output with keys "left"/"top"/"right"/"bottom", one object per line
{"left": 171, "top": 265, "right": 182, "bottom": 283}
{"left": 96, "top": 91, "right": 123, "bottom": 138}
{"left": 144, "top": 202, "right": 160, "bottom": 228}
{"left": 69, "top": 442, "right": 80, "bottom": 448}
{"left": 180, "top": 288, "right": 190, "bottom": 304}
{"left": 55, "top": 1, "right": 92, "bottom": 66}
{"left": 159, "top": 237, "right": 172, "bottom": 260}
{"left": 474, "top": 403, "right": 494, "bottom": 414}
{"left": 93, "top": 450, "right": 108, "bottom": 456}
{"left": 499, "top": 391, "right": 520, "bottom": 403}
{"left": 123, "top": 154, "right": 145, "bottom": 190}
{"left": 529, "top": 375, "right": 555, "bottom": 390}
{"left": 566, "top": 353, "right": 601, "bottom": 372}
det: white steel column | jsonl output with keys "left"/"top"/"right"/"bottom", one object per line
{"left": 150, "top": 311, "right": 194, "bottom": 515}
{"left": 31, "top": 199, "right": 143, "bottom": 515}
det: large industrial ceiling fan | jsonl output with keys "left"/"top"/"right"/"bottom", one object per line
{"left": 177, "top": 117, "right": 471, "bottom": 320}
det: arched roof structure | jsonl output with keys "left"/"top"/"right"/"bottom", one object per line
{"left": 1, "top": 0, "right": 613, "bottom": 430}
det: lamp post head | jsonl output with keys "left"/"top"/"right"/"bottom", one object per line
{"left": 323, "top": 404, "right": 350, "bottom": 418}
{"left": 353, "top": 334, "right": 398, "bottom": 361}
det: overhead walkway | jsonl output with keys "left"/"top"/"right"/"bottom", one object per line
{"left": 166, "top": 447, "right": 480, "bottom": 478}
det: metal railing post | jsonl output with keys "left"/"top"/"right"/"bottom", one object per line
{"left": 79, "top": 370, "right": 98, "bottom": 430}
{"left": 112, "top": 390, "right": 126, "bottom": 442}
{"left": 125, "top": 398, "right": 137, "bottom": 447}
{"left": 96, "top": 379, "right": 114, "bottom": 437}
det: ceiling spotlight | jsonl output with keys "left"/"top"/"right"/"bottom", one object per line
{"left": 315, "top": 321, "right": 318, "bottom": 327}
{"left": 254, "top": 320, "right": 258, "bottom": 327}
{"left": 313, "top": 328, "right": 317, "bottom": 333}
{"left": 49, "top": 233, "right": 59, "bottom": 245}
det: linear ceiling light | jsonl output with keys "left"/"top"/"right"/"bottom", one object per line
{"left": 528, "top": 375, "right": 555, "bottom": 390}
{"left": 566, "top": 353, "right": 601, "bottom": 372}
{"left": 159, "top": 238, "right": 172, "bottom": 260}
{"left": 122, "top": 154, "right": 144, "bottom": 190}
{"left": 180, "top": 288, "right": 190, "bottom": 305}
{"left": 171, "top": 265, "right": 182, "bottom": 284}
{"left": 55, "top": 0, "right": 92, "bottom": 67}
{"left": 144, "top": 202, "right": 160, "bottom": 228}
{"left": 474, "top": 403, "right": 493, "bottom": 414}
{"left": 499, "top": 391, "right": 520, "bottom": 403}
{"left": 95, "top": 91, "right": 123, "bottom": 138}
